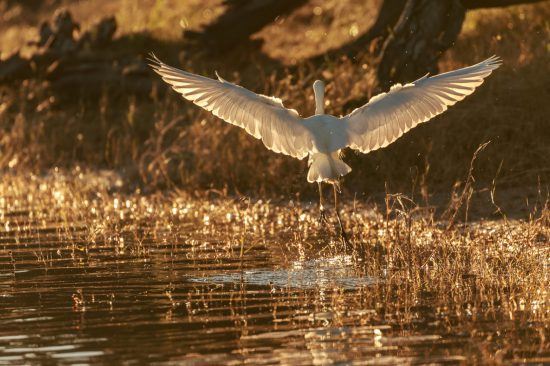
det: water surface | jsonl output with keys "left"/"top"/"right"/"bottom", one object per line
{"left": 0, "top": 191, "right": 547, "bottom": 365}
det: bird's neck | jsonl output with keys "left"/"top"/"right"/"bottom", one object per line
{"left": 315, "top": 100, "right": 324, "bottom": 115}
{"left": 314, "top": 91, "right": 324, "bottom": 115}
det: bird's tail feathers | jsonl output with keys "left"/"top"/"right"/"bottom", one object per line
{"left": 307, "top": 153, "right": 351, "bottom": 183}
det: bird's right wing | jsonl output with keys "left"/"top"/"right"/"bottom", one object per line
{"left": 342, "top": 56, "right": 502, "bottom": 153}
{"left": 149, "top": 55, "right": 315, "bottom": 160}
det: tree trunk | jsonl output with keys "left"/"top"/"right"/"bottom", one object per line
{"left": 376, "top": 0, "right": 465, "bottom": 89}
{"left": 184, "top": 0, "right": 547, "bottom": 82}
{"left": 374, "top": 0, "right": 547, "bottom": 87}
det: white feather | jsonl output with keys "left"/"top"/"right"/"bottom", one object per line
{"left": 149, "top": 55, "right": 314, "bottom": 160}
{"left": 149, "top": 54, "right": 501, "bottom": 183}
{"left": 342, "top": 55, "right": 502, "bottom": 153}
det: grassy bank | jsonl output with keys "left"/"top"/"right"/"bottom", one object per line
{"left": 1, "top": 171, "right": 548, "bottom": 359}
{"left": 0, "top": 1, "right": 549, "bottom": 200}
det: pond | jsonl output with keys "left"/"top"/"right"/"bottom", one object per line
{"left": 0, "top": 175, "right": 547, "bottom": 365}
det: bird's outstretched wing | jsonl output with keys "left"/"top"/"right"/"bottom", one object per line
{"left": 149, "top": 55, "right": 314, "bottom": 159}
{"left": 342, "top": 56, "right": 502, "bottom": 153}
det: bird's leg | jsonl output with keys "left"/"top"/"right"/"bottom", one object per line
{"left": 333, "top": 183, "right": 351, "bottom": 249}
{"left": 318, "top": 182, "right": 328, "bottom": 225}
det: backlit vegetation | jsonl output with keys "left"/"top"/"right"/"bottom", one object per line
{"left": 1, "top": 169, "right": 548, "bottom": 362}
{"left": 0, "top": 1, "right": 548, "bottom": 197}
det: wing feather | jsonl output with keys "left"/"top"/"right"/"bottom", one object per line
{"left": 343, "top": 56, "right": 501, "bottom": 153}
{"left": 149, "top": 55, "right": 314, "bottom": 159}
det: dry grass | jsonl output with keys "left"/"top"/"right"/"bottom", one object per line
{"left": 0, "top": 1, "right": 549, "bottom": 202}
{"left": 2, "top": 167, "right": 548, "bottom": 298}
{"left": 1, "top": 170, "right": 548, "bottom": 361}
{"left": 0, "top": 0, "right": 224, "bottom": 57}
{"left": 1, "top": 4, "right": 548, "bottom": 363}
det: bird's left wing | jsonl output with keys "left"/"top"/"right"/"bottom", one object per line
{"left": 149, "top": 55, "right": 315, "bottom": 159}
{"left": 342, "top": 56, "right": 502, "bottom": 153}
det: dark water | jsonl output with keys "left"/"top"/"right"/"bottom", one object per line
{"left": 0, "top": 205, "right": 547, "bottom": 365}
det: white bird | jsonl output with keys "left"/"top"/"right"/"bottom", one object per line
{"left": 149, "top": 55, "right": 501, "bottom": 244}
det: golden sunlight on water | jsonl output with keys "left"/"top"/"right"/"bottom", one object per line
{"left": 0, "top": 172, "right": 548, "bottom": 365}
{"left": 0, "top": 0, "right": 548, "bottom": 364}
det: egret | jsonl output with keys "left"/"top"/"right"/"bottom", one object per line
{"left": 149, "top": 55, "right": 501, "bottom": 245}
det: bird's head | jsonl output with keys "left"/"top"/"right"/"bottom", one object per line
{"left": 313, "top": 80, "right": 325, "bottom": 115}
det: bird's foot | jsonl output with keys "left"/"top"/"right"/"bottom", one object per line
{"left": 333, "top": 180, "right": 342, "bottom": 194}
{"left": 339, "top": 226, "right": 351, "bottom": 252}
{"left": 334, "top": 209, "right": 352, "bottom": 251}
{"left": 319, "top": 208, "right": 329, "bottom": 225}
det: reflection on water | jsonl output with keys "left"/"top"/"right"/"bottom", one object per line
{"left": 0, "top": 181, "right": 547, "bottom": 365}
{"left": 190, "top": 255, "right": 378, "bottom": 289}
